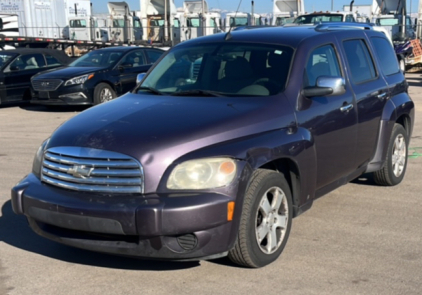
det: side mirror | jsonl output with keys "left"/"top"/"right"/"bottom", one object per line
{"left": 302, "top": 76, "right": 345, "bottom": 98}
{"left": 10, "top": 66, "right": 19, "bottom": 71}
{"left": 136, "top": 73, "right": 146, "bottom": 84}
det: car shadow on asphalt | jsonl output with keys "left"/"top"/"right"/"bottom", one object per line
{"left": 0, "top": 201, "right": 199, "bottom": 271}
{"left": 351, "top": 173, "right": 377, "bottom": 186}
{"left": 19, "top": 104, "right": 89, "bottom": 113}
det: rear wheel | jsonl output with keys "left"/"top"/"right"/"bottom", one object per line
{"left": 228, "top": 169, "right": 292, "bottom": 268}
{"left": 373, "top": 123, "right": 408, "bottom": 186}
{"left": 93, "top": 83, "right": 116, "bottom": 105}
{"left": 399, "top": 58, "right": 406, "bottom": 73}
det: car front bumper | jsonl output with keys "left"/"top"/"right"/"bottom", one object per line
{"left": 30, "top": 84, "right": 93, "bottom": 105}
{"left": 11, "top": 173, "right": 239, "bottom": 260}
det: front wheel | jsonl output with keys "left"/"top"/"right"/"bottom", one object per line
{"left": 373, "top": 123, "right": 408, "bottom": 186}
{"left": 228, "top": 169, "right": 292, "bottom": 268}
{"left": 93, "top": 83, "right": 116, "bottom": 105}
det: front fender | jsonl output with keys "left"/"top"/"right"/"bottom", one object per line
{"left": 157, "top": 127, "right": 317, "bottom": 214}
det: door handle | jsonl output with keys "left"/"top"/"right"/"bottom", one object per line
{"left": 377, "top": 92, "right": 387, "bottom": 100}
{"left": 340, "top": 104, "right": 353, "bottom": 113}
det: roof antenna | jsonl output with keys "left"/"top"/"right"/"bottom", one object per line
{"left": 225, "top": 0, "right": 243, "bottom": 40}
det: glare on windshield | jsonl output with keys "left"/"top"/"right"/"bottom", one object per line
{"left": 69, "top": 51, "right": 123, "bottom": 67}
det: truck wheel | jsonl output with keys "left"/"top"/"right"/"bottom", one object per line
{"left": 94, "top": 83, "right": 116, "bottom": 105}
{"left": 228, "top": 169, "right": 292, "bottom": 268}
{"left": 373, "top": 124, "right": 408, "bottom": 186}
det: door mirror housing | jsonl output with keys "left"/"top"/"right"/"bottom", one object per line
{"left": 10, "top": 66, "right": 20, "bottom": 71}
{"left": 302, "top": 76, "right": 346, "bottom": 98}
{"left": 136, "top": 73, "right": 146, "bottom": 84}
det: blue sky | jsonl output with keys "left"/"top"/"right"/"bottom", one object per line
{"left": 91, "top": 0, "right": 420, "bottom": 14}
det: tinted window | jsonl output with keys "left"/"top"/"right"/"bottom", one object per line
{"left": 44, "top": 54, "right": 61, "bottom": 66}
{"left": 120, "top": 51, "right": 145, "bottom": 67}
{"left": 343, "top": 40, "right": 376, "bottom": 83}
{"left": 305, "top": 45, "right": 341, "bottom": 87}
{"left": 0, "top": 52, "right": 15, "bottom": 68}
{"left": 9, "top": 53, "right": 46, "bottom": 71}
{"left": 370, "top": 37, "right": 399, "bottom": 76}
{"left": 146, "top": 50, "right": 163, "bottom": 63}
{"left": 139, "top": 43, "right": 293, "bottom": 96}
{"left": 69, "top": 51, "right": 123, "bottom": 67}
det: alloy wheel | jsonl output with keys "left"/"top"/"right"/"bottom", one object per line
{"left": 255, "top": 186, "right": 289, "bottom": 255}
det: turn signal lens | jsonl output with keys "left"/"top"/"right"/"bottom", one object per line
{"left": 227, "top": 201, "right": 235, "bottom": 221}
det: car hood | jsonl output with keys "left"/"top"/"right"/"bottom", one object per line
{"left": 48, "top": 93, "right": 294, "bottom": 193}
{"left": 33, "top": 66, "right": 105, "bottom": 79}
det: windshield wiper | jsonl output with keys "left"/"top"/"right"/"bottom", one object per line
{"left": 138, "top": 86, "right": 163, "bottom": 95}
{"left": 171, "top": 89, "right": 223, "bottom": 97}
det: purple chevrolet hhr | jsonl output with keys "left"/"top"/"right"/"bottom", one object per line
{"left": 12, "top": 24, "right": 414, "bottom": 267}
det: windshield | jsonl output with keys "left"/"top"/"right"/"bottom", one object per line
{"left": 138, "top": 43, "right": 293, "bottom": 97}
{"left": 187, "top": 17, "right": 200, "bottom": 27}
{"left": 69, "top": 51, "right": 123, "bottom": 67}
{"left": 113, "top": 19, "right": 125, "bottom": 28}
{"left": 376, "top": 18, "right": 399, "bottom": 26}
{"left": 230, "top": 17, "right": 248, "bottom": 26}
{"left": 294, "top": 14, "right": 344, "bottom": 24}
{"left": 0, "top": 52, "right": 16, "bottom": 69}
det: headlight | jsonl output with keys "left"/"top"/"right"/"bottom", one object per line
{"left": 64, "top": 74, "right": 94, "bottom": 86}
{"left": 32, "top": 138, "right": 50, "bottom": 178}
{"left": 166, "top": 158, "right": 237, "bottom": 190}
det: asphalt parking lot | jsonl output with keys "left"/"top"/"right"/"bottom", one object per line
{"left": 0, "top": 73, "right": 421, "bottom": 295}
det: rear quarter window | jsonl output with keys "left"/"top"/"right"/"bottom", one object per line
{"left": 370, "top": 37, "right": 400, "bottom": 76}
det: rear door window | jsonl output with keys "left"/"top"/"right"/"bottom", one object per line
{"left": 146, "top": 50, "right": 164, "bottom": 64}
{"left": 343, "top": 39, "right": 377, "bottom": 84}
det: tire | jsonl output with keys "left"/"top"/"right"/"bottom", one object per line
{"left": 228, "top": 169, "right": 293, "bottom": 268}
{"left": 93, "top": 83, "right": 116, "bottom": 105}
{"left": 373, "top": 123, "right": 408, "bottom": 186}
{"left": 399, "top": 58, "right": 406, "bottom": 73}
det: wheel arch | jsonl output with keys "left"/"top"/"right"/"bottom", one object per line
{"left": 366, "top": 94, "right": 414, "bottom": 173}
{"left": 259, "top": 158, "right": 301, "bottom": 217}
{"left": 396, "top": 113, "right": 412, "bottom": 137}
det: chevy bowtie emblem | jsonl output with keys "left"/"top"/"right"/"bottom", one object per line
{"left": 67, "top": 165, "right": 94, "bottom": 178}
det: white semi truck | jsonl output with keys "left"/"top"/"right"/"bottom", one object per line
{"left": 272, "top": 0, "right": 305, "bottom": 26}
{"left": 180, "top": 0, "right": 222, "bottom": 41}
{"left": 224, "top": 12, "right": 264, "bottom": 30}
{"left": 140, "top": 0, "right": 177, "bottom": 45}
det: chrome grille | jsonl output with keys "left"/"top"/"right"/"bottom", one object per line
{"left": 41, "top": 147, "right": 143, "bottom": 194}
{"left": 32, "top": 79, "right": 63, "bottom": 91}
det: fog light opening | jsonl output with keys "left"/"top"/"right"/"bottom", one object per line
{"left": 59, "top": 92, "right": 87, "bottom": 100}
{"left": 177, "top": 233, "right": 198, "bottom": 250}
